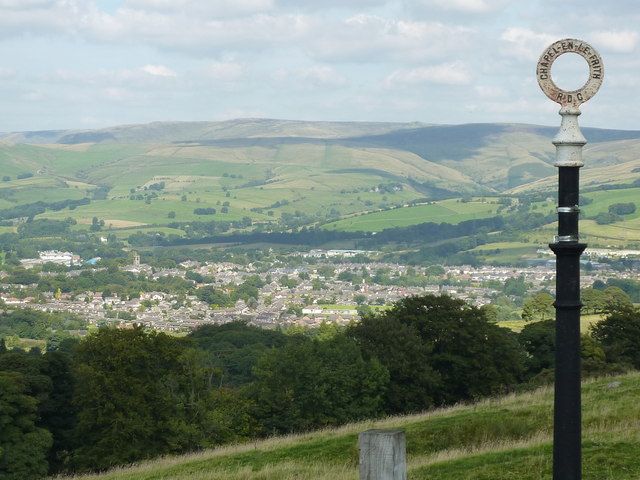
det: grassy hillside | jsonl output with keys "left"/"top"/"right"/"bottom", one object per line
{"left": 2, "top": 119, "right": 640, "bottom": 244}
{"left": 0, "top": 119, "right": 425, "bottom": 144}
{"left": 59, "top": 372, "right": 640, "bottom": 480}
{"left": 509, "top": 137, "right": 640, "bottom": 194}
{"left": 323, "top": 198, "right": 500, "bottom": 232}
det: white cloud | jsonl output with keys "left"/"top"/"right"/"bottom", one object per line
{"left": 204, "top": 62, "right": 245, "bottom": 81}
{"left": 92, "top": 11, "right": 311, "bottom": 52}
{"left": 0, "top": 68, "right": 15, "bottom": 79}
{"left": 309, "top": 15, "right": 473, "bottom": 63}
{"left": 384, "top": 62, "right": 473, "bottom": 87}
{"left": 592, "top": 30, "right": 639, "bottom": 53}
{"left": 0, "top": 2, "right": 312, "bottom": 53}
{"left": 46, "top": 65, "right": 179, "bottom": 88}
{"left": 123, "top": 0, "right": 275, "bottom": 18}
{"left": 296, "top": 66, "right": 347, "bottom": 87}
{"left": 21, "top": 90, "right": 44, "bottom": 101}
{"left": 104, "top": 87, "right": 135, "bottom": 101}
{"left": 0, "top": 0, "right": 639, "bottom": 130}
{"left": 0, "top": 0, "right": 54, "bottom": 9}
{"left": 141, "top": 64, "right": 177, "bottom": 77}
{"left": 216, "top": 108, "right": 267, "bottom": 120}
{"left": 500, "top": 27, "right": 556, "bottom": 60}
{"left": 271, "top": 65, "right": 347, "bottom": 89}
{"left": 407, "top": 0, "right": 510, "bottom": 13}
{"left": 277, "top": 0, "right": 388, "bottom": 9}
{"left": 474, "top": 85, "right": 506, "bottom": 98}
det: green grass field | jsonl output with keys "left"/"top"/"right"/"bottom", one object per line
{"left": 580, "top": 219, "right": 640, "bottom": 244}
{"left": 109, "top": 226, "right": 188, "bottom": 239}
{"left": 323, "top": 199, "right": 500, "bottom": 232}
{"left": 471, "top": 241, "right": 540, "bottom": 263}
{"left": 582, "top": 188, "right": 640, "bottom": 220}
{"left": 2, "top": 128, "right": 640, "bottom": 245}
{"left": 498, "top": 314, "right": 604, "bottom": 333}
{"left": 59, "top": 372, "right": 640, "bottom": 480}
{"left": 0, "top": 142, "right": 466, "bottom": 233}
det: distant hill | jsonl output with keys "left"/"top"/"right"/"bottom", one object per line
{"left": 60, "top": 372, "right": 640, "bottom": 480}
{"left": 0, "top": 119, "right": 426, "bottom": 145}
{"left": 2, "top": 118, "right": 640, "bottom": 242}
{"left": 2, "top": 119, "right": 640, "bottom": 193}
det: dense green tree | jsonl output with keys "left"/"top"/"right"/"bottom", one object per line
{"left": 350, "top": 295, "right": 526, "bottom": 411}
{"left": 521, "top": 292, "right": 555, "bottom": 322}
{"left": 503, "top": 275, "right": 528, "bottom": 297}
{"left": 0, "top": 309, "right": 84, "bottom": 341}
{"left": 279, "top": 275, "right": 298, "bottom": 289}
{"left": 602, "top": 286, "right": 633, "bottom": 312}
{"left": 348, "top": 310, "right": 440, "bottom": 413}
{"left": 0, "top": 350, "right": 52, "bottom": 406}
{"left": 172, "top": 347, "right": 257, "bottom": 447}
{"left": 70, "top": 328, "right": 216, "bottom": 471}
{"left": 518, "top": 320, "right": 555, "bottom": 375}
{"left": 591, "top": 306, "right": 640, "bottom": 368}
{"left": 582, "top": 288, "right": 607, "bottom": 314}
{"left": 17, "top": 219, "right": 73, "bottom": 238}
{"left": 195, "top": 286, "right": 233, "bottom": 307}
{"left": 316, "top": 266, "right": 335, "bottom": 278}
{"left": 580, "top": 334, "right": 616, "bottom": 377}
{"left": 0, "top": 372, "right": 52, "bottom": 480}
{"left": 40, "top": 351, "right": 77, "bottom": 473}
{"left": 6, "top": 268, "right": 39, "bottom": 285}
{"left": 189, "top": 322, "right": 287, "bottom": 387}
{"left": 251, "top": 335, "right": 388, "bottom": 434}
{"left": 0, "top": 347, "right": 81, "bottom": 477}
{"left": 608, "top": 202, "right": 636, "bottom": 216}
{"left": 598, "top": 278, "right": 640, "bottom": 302}
{"left": 594, "top": 212, "right": 621, "bottom": 224}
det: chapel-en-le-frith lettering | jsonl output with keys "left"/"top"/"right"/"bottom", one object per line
{"left": 537, "top": 41, "right": 603, "bottom": 82}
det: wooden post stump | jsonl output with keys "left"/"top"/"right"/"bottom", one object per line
{"left": 358, "top": 429, "right": 407, "bottom": 480}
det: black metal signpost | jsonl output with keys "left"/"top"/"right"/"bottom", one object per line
{"left": 536, "top": 39, "right": 604, "bottom": 480}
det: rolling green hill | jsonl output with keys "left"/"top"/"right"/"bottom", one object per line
{"left": 2, "top": 119, "right": 640, "bottom": 243}
{"left": 323, "top": 198, "right": 501, "bottom": 232}
{"left": 59, "top": 372, "right": 640, "bottom": 480}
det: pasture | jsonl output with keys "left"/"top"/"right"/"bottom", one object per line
{"left": 324, "top": 199, "right": 500, "bottom": 232}
{"left": 582, "top": 187, "right": 640, "bottom": 220}
{"left": 1, "top": 134, "right": 639, "bottom": 246}
{"left": 0, "top": 142, "right": 457, "bottom": 232}
{"left": 471, "top": 241, "right": 539, "bottom": 263}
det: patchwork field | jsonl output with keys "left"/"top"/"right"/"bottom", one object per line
{"left": 1, "top": 120, "right": 640, "bottom": 246}
{"left": 324, "top": 199, "right": 501, "bottom": 232}
{"left": 471, "top": 241, "right": 540, "bottom": 264}
{"left": 582, "top": 188, "right": 640, "bottom": 218}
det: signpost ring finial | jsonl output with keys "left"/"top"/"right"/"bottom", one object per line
{"left": 537, "top": 38, "right": 603, "bottom": 108}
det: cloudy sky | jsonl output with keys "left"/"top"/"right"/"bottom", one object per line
{"left": 0, "top": 0, "right": 639, "bottom": 131}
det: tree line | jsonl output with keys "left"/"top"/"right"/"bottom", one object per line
{"left": 1, "top": 294, "right": 638, "bottom": 478}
